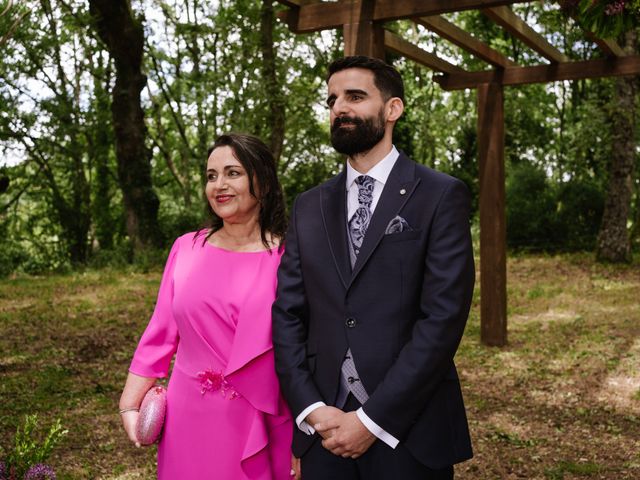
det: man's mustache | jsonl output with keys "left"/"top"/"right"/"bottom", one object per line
{"left": 331, "top": 116, "right": 363, "bottom": 132}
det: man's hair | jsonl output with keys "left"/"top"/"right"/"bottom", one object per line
{"left": 327, "top": 56, "right": 404, "bottom": 103}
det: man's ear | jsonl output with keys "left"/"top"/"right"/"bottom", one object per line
{"left": 386, "top": 97, "right": 404, "bottom": 123}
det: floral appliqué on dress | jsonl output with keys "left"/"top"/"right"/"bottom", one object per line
{"left": 197, "top": 369, "right": 240, "bottom": 399}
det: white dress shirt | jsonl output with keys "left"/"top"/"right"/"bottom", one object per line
{"left": 295, "top": 146, "right": 400, "bottom": 449}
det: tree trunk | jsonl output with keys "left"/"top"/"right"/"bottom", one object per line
{"left": 89, "top": 0, "right": 162, "bottom": 251}
{"left": 596, "top": 30, "right": 637, "bottom": 263}
{"left": 260, "top": 0, "right": 285, "bottom": 164}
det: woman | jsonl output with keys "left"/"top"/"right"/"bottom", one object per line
{"left": 119, "top": 133, "right": 295, "bottom": 479}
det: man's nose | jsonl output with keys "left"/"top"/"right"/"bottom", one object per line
{"left": 331, "top": 97, "right": 349, "bottom": 116}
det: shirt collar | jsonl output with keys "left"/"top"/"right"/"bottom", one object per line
{"left": 346, "top": 145, "right": 399, "bottom": 190}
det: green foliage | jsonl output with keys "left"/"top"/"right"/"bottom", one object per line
{"left": 0, "top": 0, "right": 637, "bottom": 272}
{"left": 544, "top": 460, "right": 602, "bottom": 479}
{"left": 507, "top": 162, "right": 559, "bottom": 250}
{"left": 487, "top": 427, "right": 537, "bottom": 447}
{"left": 507, "top": 163, "right": 606, "bottom": 251}
{"left": 556, "top": 179, "right": 605, "bottom": 250}
{"left": 2, "top": 415, "right": 68, "bottom": 479}
{"left": 563, "top": 0, "right": 640, "bottom": 39}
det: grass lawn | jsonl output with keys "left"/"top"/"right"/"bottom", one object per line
{"left": 0, "top": 253, "right": 639, "bottom": 479}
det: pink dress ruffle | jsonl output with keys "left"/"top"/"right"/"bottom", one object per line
{"left": 130, "top": 233, "right": 293, "bottom": 479}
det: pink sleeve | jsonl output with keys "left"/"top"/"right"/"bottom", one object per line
{"left": 129, "top": 237, "right": 181, "bottom": 378}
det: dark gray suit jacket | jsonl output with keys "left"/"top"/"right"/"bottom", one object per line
{"left": 272, "top": 152, "right": 475, "bottom": 468}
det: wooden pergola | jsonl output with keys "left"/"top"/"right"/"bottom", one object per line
{"left": 275, "top": 0, "right": 640, "bottom": 346}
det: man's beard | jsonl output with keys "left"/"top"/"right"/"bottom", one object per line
{"left": 330, "top": 109, "right": 386, "bottom": 156}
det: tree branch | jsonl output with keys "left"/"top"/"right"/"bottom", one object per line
{"left": 0, "top": 163, "right": 43, "bottom": 214}
{"left": 0, "top": 6, "right": 31, "bottom": 48}
{"left": 147, "top": 45, "right": 195, "bottom": 158}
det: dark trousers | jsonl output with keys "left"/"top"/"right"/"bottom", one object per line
{"left": 300, "top": 395, "right": 454, "bottom": 480}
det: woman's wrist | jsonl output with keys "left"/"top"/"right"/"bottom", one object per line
{"left": 119, "top": 406, "right": 140, "bottom": 414}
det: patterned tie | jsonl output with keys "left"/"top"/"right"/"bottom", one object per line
{"left": 339, "top": 175, "right": 374, "bottom": 406}
{"left": 348, "top": 175, "right": 375, "bottom": 267}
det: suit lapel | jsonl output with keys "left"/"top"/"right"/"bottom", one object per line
{"left": 320, "top": 171, "right": 350, "bottom": 289}
{"left": 349, "top": 153, "right": 420, "bottom": 285}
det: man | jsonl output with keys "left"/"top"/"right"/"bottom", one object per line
{"left": 273, "top": 56, "right": 475, "bottom": 480}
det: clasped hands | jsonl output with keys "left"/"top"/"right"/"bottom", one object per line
{"left": 307, "top": 406, "right": 376, "bottom": 459}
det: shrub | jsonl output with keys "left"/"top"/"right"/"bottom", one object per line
{"left": 1, "top": 415, "right": 67, "bottom": 480}
{"left": 506, "top": 162, "right": 559, "bottom": 250}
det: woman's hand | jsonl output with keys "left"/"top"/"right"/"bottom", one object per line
{"left": 121, "top": 410, "right": 141, "bottom": 448}
{"left": 119, "top": 372, "right": 156, "bottom": 448}
{"left": 291, "top": 454, "right": 301, "bottom": 479}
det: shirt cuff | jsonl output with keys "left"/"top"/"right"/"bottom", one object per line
{"left": 296, "top": 402, "right": 326, "bottom": 435}
{"left": 356, "top": 408, "right": 399, "bottom": 449}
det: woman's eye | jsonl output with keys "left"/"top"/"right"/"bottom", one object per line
{"left": 207, "top": 173, "right": 217, "bottom": 181}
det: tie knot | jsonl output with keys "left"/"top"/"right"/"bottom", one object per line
{"left": 355, "top": 175, "right": 374, "bottom": 208}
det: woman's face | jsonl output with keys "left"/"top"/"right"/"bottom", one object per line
{"left": 205, "top": 146, "right": 260, "bottom": 225}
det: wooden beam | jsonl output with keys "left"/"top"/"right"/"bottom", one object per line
{"left": 416, "top": 15, "right": 516, "bottom": 68}
{"left": 482, "top": 6, "right": 569, "bottom": 63}
{"left": 343, "top": 0, "right": 385, "bottom": 58}
{"left": 433, "top": 55, "right": 640, "bottom": 90}
{"left": 477, "top": 82, "right": 507, "bottom": 347}
{"left": 586, "top": 33, "right": 626, "bottom": 58}
{"left": 384, "top": 30, "right": 465, "bottom": 74}
{"left": 277, "top": 0, "right": 534, "bottom": 34}
{"left": 275, "top": 0, "right": 311, "bottom": 7}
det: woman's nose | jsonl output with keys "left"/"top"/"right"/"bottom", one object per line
{"left": 213, "top": 176, "right": 228, "bottom": 189}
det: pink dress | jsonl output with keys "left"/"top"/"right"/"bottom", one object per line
{"left": 130, "top": 232, "right": 293, "bottom": 479}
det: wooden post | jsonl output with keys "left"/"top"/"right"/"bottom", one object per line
{"left": 477, "top": 82, "right": 507, "bottom": 346}
{"left": 343, "top": 0, "right": 385, "bottom": 58}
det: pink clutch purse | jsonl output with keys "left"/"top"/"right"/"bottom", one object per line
{"left": 136, "top": 385, "right": 167, "bottom": 445}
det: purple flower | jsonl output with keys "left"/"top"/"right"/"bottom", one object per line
{"left": 0, "top": 461, "right": 7, "bottom": 480}
{"left": 605, "top": 0, "right": 626, "bottom": 15}
{"left": 23, "top": 464, "right": 56, "bottom": 480}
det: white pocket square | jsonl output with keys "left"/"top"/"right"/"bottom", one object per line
{"left": 385, "top": 215, "right": 413, "bottom": 234}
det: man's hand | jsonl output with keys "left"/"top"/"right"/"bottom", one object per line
{"left": 306, "top": 405, "right": 343, "bottom": 439}
{"left": 315, "top": 411, "right": 376, "bottom": 459}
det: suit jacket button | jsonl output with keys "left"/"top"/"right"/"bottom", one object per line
{"left": 346, "top": 317, "right": 356, "bottom": 328}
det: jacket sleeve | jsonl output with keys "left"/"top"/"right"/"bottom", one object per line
{"left": 362, "top": 179, "right": 475, "bottom": 440}
{"left": 272, "top": 196, "right": 324, "bottom": 418}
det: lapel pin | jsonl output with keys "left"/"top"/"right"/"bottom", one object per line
{"left": 400, "top": 188, "right": 406, "bottom": 195}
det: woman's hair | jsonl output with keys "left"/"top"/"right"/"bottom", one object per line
{"left": 198, "top": 132, "right": 287, "bottom": 252}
